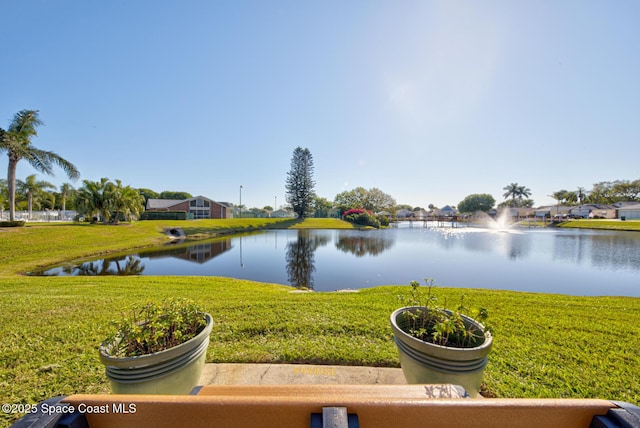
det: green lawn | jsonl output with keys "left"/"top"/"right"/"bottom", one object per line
{"left": 1, "top": 219, "right": 639, "bottom": 425}
{"left": 288, "top": 218, "right": 355, "bottom": 229}
{"left": 559, "top": 219, "right": 640, "bottom": 231}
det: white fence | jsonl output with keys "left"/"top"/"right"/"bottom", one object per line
{"left": 0, "top": 210, "right": 78, "bottom": 222}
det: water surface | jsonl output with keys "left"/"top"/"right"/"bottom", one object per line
{"left": 36, "top": 224, "right": 640, "bottom": 296}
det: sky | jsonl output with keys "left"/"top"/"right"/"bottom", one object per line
{"left": 1, "top": 1, "right": 639, "bottom": 210}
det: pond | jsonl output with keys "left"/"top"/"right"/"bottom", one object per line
{"left": 33, "top": 224, "right": 640, "bottom": 296}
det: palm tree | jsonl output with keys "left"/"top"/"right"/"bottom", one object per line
{"left": 76, "top": 178, "right": 112, "bottom": 223}
{"left": 0, "top": 110, "right": 80, "bottom": 220}
{"left": 59, "top": 183, "right": 75, "bottom": 212}
{"left": 16, "top": 174, "right": 55, "bottom": 220}
{"left": 502, "top": 183, "right": 532, "bottom": 207}
{"left": 76, "top": 178, "right": 144, "bottom": 224}
{"left": 517, "top": 185, "right": 531, "bottom": 200}
{"left": 108, "top": 179, "right": 145, "bottom": 223}
{"left": 502, "top": 183, "right": 520, "bottom": 204}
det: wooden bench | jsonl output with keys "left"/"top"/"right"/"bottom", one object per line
{"left": 12, "top": 385, "right": 640, "bottom": 428}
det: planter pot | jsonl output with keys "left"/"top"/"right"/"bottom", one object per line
{"left": 390, "top": 307, "right": 492, "bottom": 397}
{"left": 99, "top": 313, "right": 213, "bottom": 395}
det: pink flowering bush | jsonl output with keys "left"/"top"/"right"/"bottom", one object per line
{"left": 342, "top": 208, "right": 369, "bottom": 218}
{"left": 342, "top": 208, "right": 381, "bottom": 228}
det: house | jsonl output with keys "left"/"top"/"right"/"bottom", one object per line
{"left": 569, "top": 204, "right": 616, "bottom": 219}
{"left": 272, "top": 209, "right": 295, "bottom": 218}
{"left": 413, "top": 210, "right": 428, "bottom": 221}
{"left": 617, "top": 203, "right": 640, "bottom": 220}
{"left": 506, "top": 207, "right": 535, "bottom": 220}
{"left": 146, "top": 196, "right": 232, "bottom": 219}
{"left": 396, "top": 209, "right": 414, "bottom": 219}
{"left": 535, "top": 205, "right": 571, "bottom": 219}
{"left": 438, "top": 205, "right": 457, "bottom": 217}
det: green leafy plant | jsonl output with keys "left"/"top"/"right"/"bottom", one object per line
{"left": 400, "top": 278, "right": 489, "bottom": 348}
{"left": 105, "top": 298, "right": 207, "bottom": 357}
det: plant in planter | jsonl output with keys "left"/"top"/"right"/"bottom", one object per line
{"left": 390, "top": 278, "right": 492, "bottom": 397}
{"left": 99, "top": 298, "right": 213, "bottom": 395}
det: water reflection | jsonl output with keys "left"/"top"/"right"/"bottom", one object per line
{"left": 429, "top": 227, "right": 531, "bottom": 261}
{"left": 554, "top": 232, "right": 640, "bottom": 271}
{"left": 285, "top": 230, "right": 329, "bottom": 289}
{"left": 465, "top": 232, "right": 531, "bottom": 261}
{"left": 55, "top": 255, "right": 145, "bottom": 276}
{"left": 335, "top": 231, "right": 395, "bottom": 257}
{"left": 145, "top": 240, "right": 233, "bottom": 264}
{"left": 37, "top": 239, "right": 233, "bottom": 276}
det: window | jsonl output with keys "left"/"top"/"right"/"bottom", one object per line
{"left": 190, "top": 198, "right": 210, "bottom": 208}
{"left": 189, "top": 208, "right": 210, "bottom": 219}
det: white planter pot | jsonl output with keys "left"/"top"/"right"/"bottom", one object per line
{"left": 99, "top": 313, "right": 213, "bottom": 395}
{"left": 390, "top": 307, "right": 492, "bottom": 397}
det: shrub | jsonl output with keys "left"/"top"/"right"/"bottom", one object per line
{"left": 0, "top": 221, "right": 25, "bottom": 227}
{"left": 341, "top": 208, "right": 368, "bottom": 218}
{"left": 140, "top": 211, "right": 188, "bottom": 220}
{"left": 342, "top": 209, "right": 380, "bottom": 228}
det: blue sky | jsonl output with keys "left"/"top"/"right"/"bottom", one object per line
{"left": 1, "top": 1, "right": 639, "bottom": 210}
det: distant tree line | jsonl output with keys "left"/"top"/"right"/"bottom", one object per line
{"left": 137, "top": 189, "right": 193, "bottom": 202}
{"left": 454, "top": 179, "right": 640, "bottom": 215}
{"left": 552, "top": 180, "right": 640, "bottom": 205}
{"left": 0, "top": 173, "right": 197, "bottom": 224}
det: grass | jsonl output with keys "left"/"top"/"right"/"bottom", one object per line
{"left": 514, "top": 220, "right": 551, "bottom": 228}
{"left": 288, "top": 218, "right": 355, "bottom": 229}
{"left": 1, "top": 218, "right": 639, "bottom": 425}
{"left": 559, "top": 219, "right": 640, "bottom": 232}
{"left": 1, "top": 276, "right": 639, "bottom": 426}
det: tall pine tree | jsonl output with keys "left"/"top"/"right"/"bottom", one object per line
{"left": 285, "top": 147, "right": 315, "bottom": 219}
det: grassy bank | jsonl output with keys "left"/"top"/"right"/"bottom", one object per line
{"left": 559, "top": 219, "right": 640, "bottom": 231}
{"left": 1, "top": 276, "right": 639, "bottom": 426}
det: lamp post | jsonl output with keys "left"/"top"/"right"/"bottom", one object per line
{"left": 239, "top": 185, "right": 243, "bottom": 219}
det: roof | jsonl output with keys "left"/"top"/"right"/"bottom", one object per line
{"left": 146, "top": 196, "right": 230, "bottom": 210}
{"left": 508, "top": 207, "right": 534, "bottom": 213}
{"left": 536, "top": 205, "right": 571, "bottom": 213}
{"left": 396, "top": 209, "right": 414, "bottom": 217}
{"left": 187, "top": 196, "right": 232, "bottom": 207}
{"left": 147, "top": 199, "right": 181, "bottom": 210}
{"left": 581, "top": 204, "right": 614, "bottom": 209}
{"left": 618, "top": 203, "right": 640, "bottom": 210}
